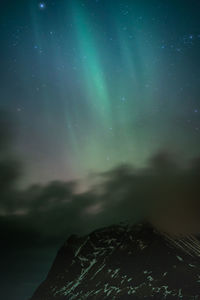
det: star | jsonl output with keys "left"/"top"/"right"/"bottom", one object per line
{"left": 121, "top": 96, "right": 126, "bottom": 102}
{"left": 39, "top": 2, "right": 46, "bottom": 10}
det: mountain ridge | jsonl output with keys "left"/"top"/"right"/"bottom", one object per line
{"left": 30, "top": 222, "right": 200, "bottom": 299}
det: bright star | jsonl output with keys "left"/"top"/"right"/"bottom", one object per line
{"left": 39, "top": 2, "right": 46, "bottom": 9}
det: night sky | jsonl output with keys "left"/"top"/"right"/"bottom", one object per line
{"left": 1, "top": 0, "right": 200, "bottom": 300}
{"left": 1, "top": 0, "right": 200, "bottom": 186}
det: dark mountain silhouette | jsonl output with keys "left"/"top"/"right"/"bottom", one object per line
{"left": 30, "top": 221, "right": 200, "bottom": 299}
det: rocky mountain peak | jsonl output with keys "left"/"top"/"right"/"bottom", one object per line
{"left": 30, "top": 221, "right": 200, "bottom": 299}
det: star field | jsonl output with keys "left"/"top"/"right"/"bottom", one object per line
{"left": 1, "top": 0, "right": 200, "bottom": 186}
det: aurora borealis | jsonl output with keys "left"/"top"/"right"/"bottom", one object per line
{"left": 1, "top": 1, "right": 200, "bottom": 299}
{"left": 1, "top": 0, "right": 200, "bottom": 187}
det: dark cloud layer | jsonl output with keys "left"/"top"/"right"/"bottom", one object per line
{"left": 0, "top": 112, "right": 200, "bottom": 251}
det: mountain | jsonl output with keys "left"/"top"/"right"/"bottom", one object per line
{"left": 30, "top": 222, "right": 200, "bottom": 299}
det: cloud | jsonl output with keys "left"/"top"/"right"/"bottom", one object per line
{"left": 94, "top": 151, "right": 200, "bottom": 237}
{"left": 0, "top": 110, "right": 200, "bottom": 250}
{"left": 1, "top": 151, "right": 200, "bottom": 247}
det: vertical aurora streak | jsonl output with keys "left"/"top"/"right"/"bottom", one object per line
{"left": 1, "top": 0, "right": 200, "bottom": 185}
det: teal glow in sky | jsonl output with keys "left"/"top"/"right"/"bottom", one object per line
{"left": 1, "top": 0, "right": 200, "bottom": 186}
{"left": 1, "top": 2, "right": 200, "bottom": 300}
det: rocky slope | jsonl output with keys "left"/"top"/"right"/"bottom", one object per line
{"left": 30, "top": 222, "right": 200, "bottom": 299}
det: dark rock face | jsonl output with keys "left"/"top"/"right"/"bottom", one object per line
{"left": 30, "top": 222, "right": 200, "bottom": 299}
